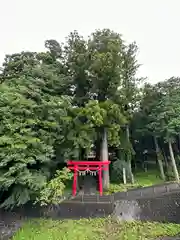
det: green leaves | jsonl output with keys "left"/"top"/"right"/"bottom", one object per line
{"left": 36, "top": 167, "right": 73, "bottom": 206}
{"left": 135, "top": 77, "right": 180, "bottom": 144}
{"left": 0, "top": 78, "right": 74, "bottom": 208}
{"left": 149, "top": 79, "right": 180, "bottom": 141}
{"left": 74, "top": 100, "right": 126, "bottom": 147}
{"left": 0, "top": 28, "right": 141, "bottom": 207}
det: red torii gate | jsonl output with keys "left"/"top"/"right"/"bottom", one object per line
{"left": 67, "top": 161, "right": 111, "bottom": 196}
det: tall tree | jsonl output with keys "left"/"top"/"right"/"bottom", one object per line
{"left": 0, "top": 52, "right": 37, "bottom": 82}
{"left": 138, "top": 78, "right": 180, "bottom": 181}
{"left": 87, "top": 29, "right": 140, "bottom": 186}
{"left": 134, "top": 83, "right": 166, "bottom": 179}
{"left": 118, "top": 43, "right": 141, "bottom": 183}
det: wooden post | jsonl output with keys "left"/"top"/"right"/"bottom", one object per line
{"left": 98, "top": 167, "right": 103, "bottom": 196}
{"left": 72, "top": 165, "right": 78, "bottom": 196}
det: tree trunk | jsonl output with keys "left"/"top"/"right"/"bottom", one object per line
{"left": 154, "top": 136, "right": 165, "bottom": 180}
{"left": 168, "top": 140, "right": 179, "bottom": 182}
{"left": 178, "top": 134, "right": 180, "bottom": 152}
{"left": 126, "top": 126, "right": 134, "bottom": 184}
{"left": 100, "top": 128, "right": 110, "bottom": 190}
{"left": 161, "top": 146, "right": 169, "bottom": 168}
{"left": 160, "top": 145, "right": 169, "bottom": 179}
{"left": 95, "top": 130, "right": 101, "bottom": 161}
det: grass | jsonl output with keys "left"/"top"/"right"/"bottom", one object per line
{"left": 107, "top": 170, "right": 164, "bottom": 194}
{"left": 13, "top": 218, "right": 180, "bottom": 240}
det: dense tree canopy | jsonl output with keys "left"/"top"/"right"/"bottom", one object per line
{"left": 0, "top": 28, "right": 180, "bottom": 208}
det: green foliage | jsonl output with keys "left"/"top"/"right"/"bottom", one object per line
{"left": 36, "top": 167, "right": 73, "bottom": 206}
{"left": 136, "top": 78, "right": 180, "bottom": 141}
{"left": 0, "top": 28, "right": 141, "bottom": 208}
{"left": 108, "top": 170, "right": 163, "bottom": 194}
{"left": 0, "top": 80, "right": 74, "bottom": 208}
{"left": 112, "top": 159, "right": 131, "bottom": 182}
{"left": 78, "top": 100, "right": 127, "bottom": 147}
{"left": 132, "top": 78, "right": 180, "bottom": 182}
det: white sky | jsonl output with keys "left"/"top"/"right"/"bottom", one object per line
{"left": 0, "top": 0, "right": 180, "bottom": 83}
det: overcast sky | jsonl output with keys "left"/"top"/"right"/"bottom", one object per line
{"left": 0, "top": 0, "right": 179, "bottom": 83}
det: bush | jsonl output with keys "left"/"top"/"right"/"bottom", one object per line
{"left": 0, "top": 81, "right": 73, "bottom": 208}
{"left": 36, "top": 167, "right": 73, "bottom": 206}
